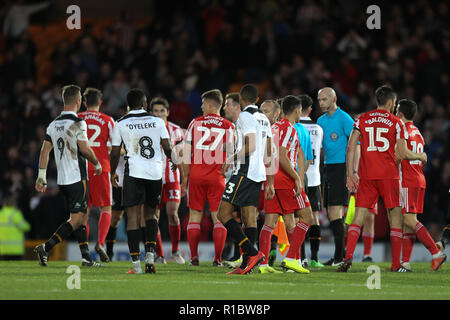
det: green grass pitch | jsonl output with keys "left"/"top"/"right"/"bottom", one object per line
{"left": 0, "top": 260, "right": 449, "bottom": 300}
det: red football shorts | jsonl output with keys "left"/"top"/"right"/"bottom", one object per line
{"left": 400, "top": 187, "right": 425, "bottom": 214}
{"left": 264, "top": 189, "right": 311, "bottom": 215}
{"left": 356, "top": 179, "right": 400, "bottom": 210}
{"left": 188, "top": 179, "right": 225, "bottom": 212}
{"left": 257, "top": 188, "right": 265, "bottom": 212}
{"left": 88, "top": 171, "right": 112, "bottom": 207}
{"left": 159, "top": 181, "right": 181, "bottom": 209}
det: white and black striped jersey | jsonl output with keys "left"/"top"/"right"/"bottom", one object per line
{"left": 111, "top": 109, "right": 170, "bottom": 180}
{"left": 44, "top": 111, "right": 89, "bottom": 185}
{"left": 232, "top": 105, "right": 272, "bottom": 183}
{"left": 300, "top": 116, "right": 324, "bottom": 187}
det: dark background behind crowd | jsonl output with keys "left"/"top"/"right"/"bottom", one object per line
{"left": 0, "top": 0, "right": 449, "bottom": 243}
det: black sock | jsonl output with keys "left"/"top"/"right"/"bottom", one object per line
{"left": 270, "top": 234, "right": 278, "bottom": 251}
{"left": 74, "top": 225, "right": 91, "bottom": 261}
{"left": 330, "top": 218, "right": 344, "bottom": 261}
{"left": 145, "top": 219, "right": 158, "bottom": 252}
{"left": 127, "top": 229, "right": 141, "bottom": 261}
{"left": 232, "top": 241, "right": 241, "bottom": 260}
{"left": 441, "top": 224, "right": 450, "bottom": 247}
{"left": 45, "top": 222, "right": 73, "bottom": 252}
{"left": 245, "top": 227, "right": 258, "bottom": 250}
{"left": 309, "top": 225, "right": 321, "bottom": 261}
{"left": 106, "top": 226, "right": 117, "bottom": 256}
{"left": 301, "top": 240, "right": 306, "bottom": 260}
{"left": 140, "top": 227, "right": 150, "bottom": 252}
{"left": 224, "top": 219, "right": 258, "bottom": 257}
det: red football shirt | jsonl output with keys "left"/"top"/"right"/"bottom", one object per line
{"left": 78, "top": 110, "right": 115, "bottom": 173}
{"left": 272, "top": 118, "right": 300, "bottom": 190}
{"left": 163, "top": 121, "right": 184, "bottom": 184}
{"left": 354, "top": 109, "right": 407, "bottom": 180}
{"left": 185, "top": 114, "right": 234, "bottom": 182}
{"left": 400, "top": 121, "right": 426, "bottom": 188}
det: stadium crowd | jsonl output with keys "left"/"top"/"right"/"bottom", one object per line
{"left": 0, "top": 0, "right": 448, "bottom": 243}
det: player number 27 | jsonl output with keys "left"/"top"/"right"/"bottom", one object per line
{"left": 365, "top": 127, "right": 389, "bottom": 152}
{"left": 196, "top": 127, "right": 225, "bottom": 151}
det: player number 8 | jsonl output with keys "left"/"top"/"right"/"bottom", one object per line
{"left": 139, "top": 136, "right": 155, "bottom": 159}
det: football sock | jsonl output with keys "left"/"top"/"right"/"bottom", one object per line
{"left": 105, "top": 226, "right": 117, "bottom": 256}
{"left": 86, "top": 222, "right": 90, "bottom": 240}
{"left": 232, "top": 241, "right": 241, "bottom": 260}
{"left": 74, "top": 225, "right": 91, "bottom": 261}
{"left": 344, "top": 224, "right": 361, "bottom": 260}
{"left": 362, "top": 231, "right": 374, "bottom": 257}
{"left": 390, "top": 228, "right": 403, "bottom": 270}
{"left": 145, "top": 219, "right": 159, "bottom": 253}
{"left": 155, "top": 228, "right": 164, "bottom": 257}
{"left": 286, "top": 221, "right": 309, "bottom": 260}
{"left": 44, "top": 222, "right": 73, "bottom": 253}
{"left": 415, "top": 222, "right": 440, "bottom": 255}
{"left": 330, "top": 218, "right": 345, "bottom": 261}
{"left": 442, "top": 224, "right": 450, "bottom": 247}
{"left": 259, "top": 224, "right": 274, "bottom": 265}
{"left": 244, "top": 227, "right": 258, "bottom": 250}
{"left": 213, "top": 222, "right": 227, "bottom": 262}
{"left": 270, "top": 234, "right": 278, "bottom": 251}
{"left": 309, "top": 225, "right": 321, "bottom": 261}
{"left": 97, "top": 211, "right": 111, "bottom": 247}
{"left": 169, "top": 223, "right": 181, "bottom": 253}
{"left": 301, "top": 241, "right": 306, "bottom": 261}
{"left": 127, "top": 229, "right": 141, "bottom": 262}
{"left": 401, "top": 233, "right": 416, "bottom": 262}
{"left": 223, "top": 219, "right": 258, "bottom": 257}
{"left": 187, "top": 222, "right": 201, "bottom": 261}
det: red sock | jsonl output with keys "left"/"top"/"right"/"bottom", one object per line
{"left": 345, "top": 224, "right": 361, "bottom": 260}
{"left": 187, "top": 222, "right": 201, "bottom": 260}
{"left": 213, "top": 222, "right": 227, "bottom": 262}
{"left": 169, "top": 223, "right": 181, "bottom": 253}
{"left": 390, "top": 228, "right": 403, "bottom": 269}
{"left": 362, "top": 232, "right": 374, "bottom": 256}
{"left": 415, "top": 222, "right": 439, "bottom": 255}
{"left": 155, "top": 229, "right": 164, "bottom": 257}
{"left": 259, "top": 224, "right": 274, "bottom": 264}
{"left": 97, "top": 212, "right": 111, "bottom": 246}
{"left": 86, "top": 222, "right": 90, "bottom": 240}
{"left": 286, "top": 221, "right": 309, "bottom": 259}
{"left": 401, "top": 233, "right": 416, "bottom": 262}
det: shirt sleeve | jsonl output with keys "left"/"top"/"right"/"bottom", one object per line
{"left": 185, "top": 119, "right": 195, "bottom": 143}
{"left": 396, "top": 119, "right": 408, "bottom": 140}
{"left": 343, "top": 112, "right": 355, "bottom": 137}
{"left": 280, "top": 126, "right": 296, "bottom": 149}
{"left": 76, "top": 120, "right": 89, "bottom": 141}
{"left": 354, "top": 118, "right": 360, "bottom": 131}
{"left": 44, "top": 125, "right": 52, "bottom": 143}
{"left": 111, "top": 123, "right": 122, "bottom": 146}
{"left": 239, "top": 112, "right": 257, "bottom": 136}
{"left": 160, "top": 119, "right": 170, "bottom": 140}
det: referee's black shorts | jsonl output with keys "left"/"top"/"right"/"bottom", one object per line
{"left": 59, "top": 179, "right": 88, "bottom": 213}
{"left": 112, "top": 186, "right": 124, "bottom": 211}
{"left": 222, "top": 174, "right": 262, "bottom": 208}
{"left": 323, "top": 163, "right": 348, "bottom": 207}
{"left": 122, "top": 175, "right": 162, "bottom": 208}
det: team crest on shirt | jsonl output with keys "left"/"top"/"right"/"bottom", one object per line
{"left": 331, "top": 132, "right": 338, "bottom": 141}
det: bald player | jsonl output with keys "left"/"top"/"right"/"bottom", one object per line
{"left": 317, "top": 87, "right": 355, "bottom": 266}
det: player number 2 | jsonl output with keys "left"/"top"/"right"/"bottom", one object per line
{"left": 409, "top": 141, "right": 424, "bottom": 165}
{"left": 196, "top": 127, "right": 225, "bottom": 151}
{"left": 139, "top": 136, "right": 155, "bottom": 159}
{"left": 365, "top": 127, "right": 389, "bottom": 152}
{"left": 88, "top": 124, "right": 101, "bottom": 147}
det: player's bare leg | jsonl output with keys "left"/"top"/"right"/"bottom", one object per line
{"left": 106, "top": 209, "right": 124, "bottom": 260}
{"left": 211, "top": 211, "right": 227, "bottom": 266}
{"left": 403, "top": 213, "right": 446, "bottom": 271}
{"left": 166, "top": 201, "right": 184, "bottom": 264}
{"left": 362, "top": 211, "right": 375, "bottom": 262}
{"left": 337, "top": 207, "right": 366, "bottom": 272}
{"left": 187, "top": 209, "right": 203, "bottom": 265}
{"left": 218, "top": 201, "right": 263, "bottom": 274}
{"left": 325, "top": 205, "right": 345, "bottom": 265}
